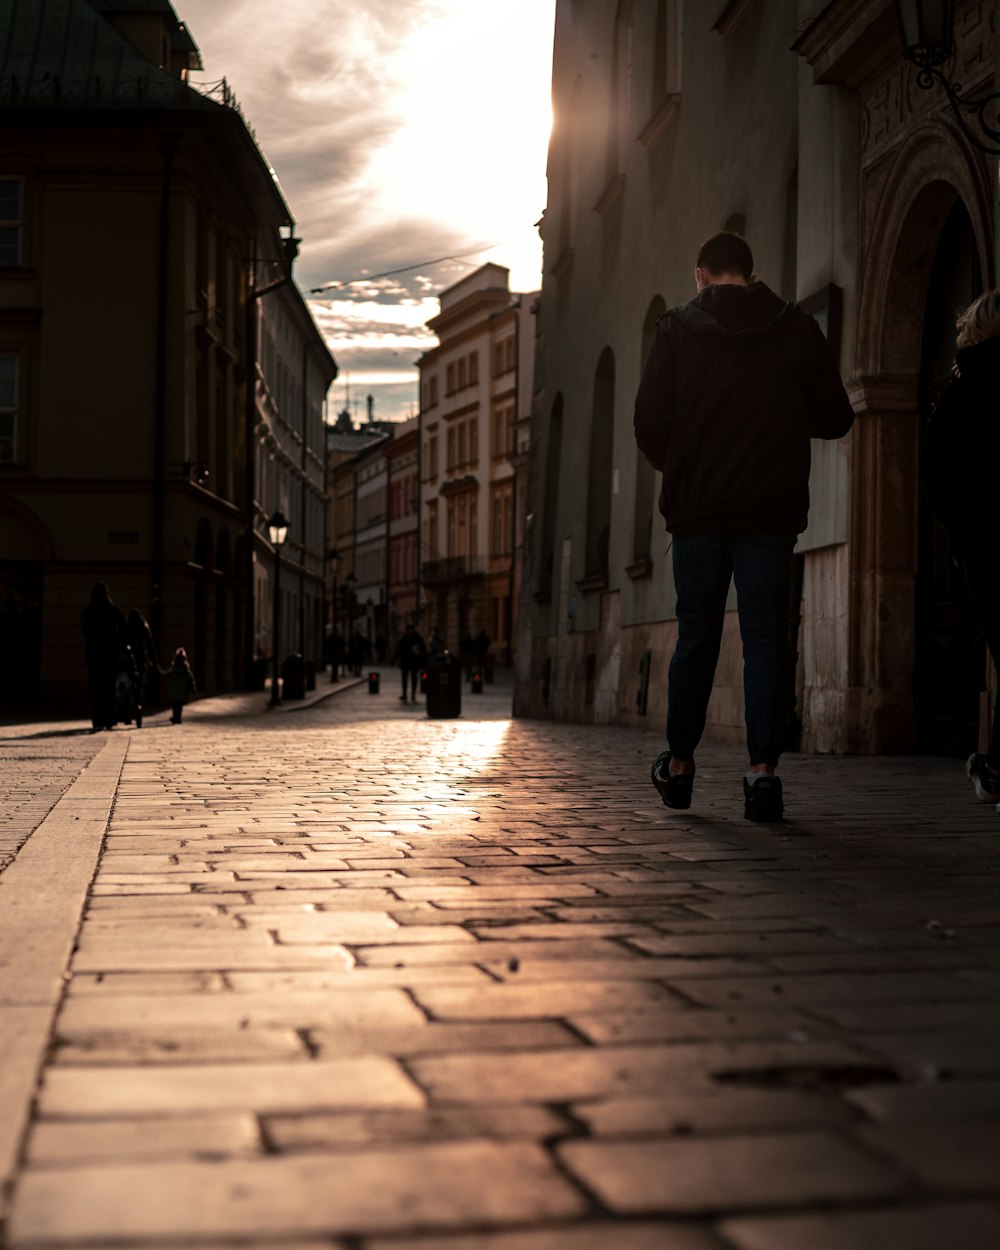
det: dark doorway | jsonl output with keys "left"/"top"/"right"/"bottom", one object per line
{"left": 0, "top": 561, "right": 43, "bottom": 708}
{"left": 915, "top": 197, "right": 983, "bottom": 756}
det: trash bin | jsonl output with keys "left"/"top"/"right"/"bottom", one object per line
{"left": 281, "top": 652, "right": 305, "bottom": 700}
{"left": 368, "top": 670, "right": 380, "bottom": 695}
{"left": 426, "top": 650, "right": 461, "bottom": 719}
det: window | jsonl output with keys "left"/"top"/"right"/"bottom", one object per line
{"left": 457, "top": 357, "right": 467, "bottom": 389}
{"left": 492, "top": 402, "right": 513, "bottom": 458}
{"left": 0, "top": 353, "right": 18, "bottom": 462}
{"left": 469, "top": 352, "right": 479, "bottom": 385}
{"left": 493, "top": 343, "right": 504, "bottom": 377}
{"left": 430, "top": 376, "right": 438, "bottom": 406}
{"left": 446, "top": 363, "right": 455, "bottom": 394}
{"left": 469, "top": 417, "right": 478, "bottom": 465}
{"left": 457, "top": 422, "right": 466, "bottom": 466}
{"left": 491, "top": 481, "right": 514, "bottom": 555}
{"left": 428, "top": 433, "right": 438, "bottom": 479}
{"left": 0, "top": 179, "right": 22, "bottom": 268}
{"left": 446, "top": 427, "right": 456, "bottom": 470}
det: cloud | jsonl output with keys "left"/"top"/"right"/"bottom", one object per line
{"left": 180, "top": 0, "right": 553, "bottom": 417}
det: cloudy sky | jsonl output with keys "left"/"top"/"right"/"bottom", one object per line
{"left": 180, "top": 0, "right": 556, "bottom": 423}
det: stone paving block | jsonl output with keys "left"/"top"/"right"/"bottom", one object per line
{"left": 8, "top": 1140, "right": 586, "bottom": 1243}
{"left": 58, "top": 987, "right": 426, "bottom": 1033}
{"left": 668, "top": 971, "right": 990, "bottom": 1009}
{"left": 310, "top": 1020, "right": 577, "bottom": 1058}
{"left": 569, "top": 1005, "right": 828, "bottom": 1045}
{"left": 52, "top": 1024, "right": 310, "bottom": 1064}
{"left": 720, "top": 1201, "right": 1000, "bottom": 1250}
{"left": 805, "top": 999, "right": 1000, "bottom": 1033}
{"left": 225, "top": 966, "right": 491, "bottom": 992}
{"left": 38, "top": 1056, "right": 424, "bottom": 1116}
{"left": 856, "top": 1028, "right": 1000, "bottom": 1079}
{"left": 26, "top": 1112, "right": 261, "bottom": 1164}
{"left": 408, "top": 1039, "right": 871, "bottom": 1105}
{"left": 412, "top": 979, "right": 679, "bottom": 1020}
{"left": 848, "top": 1079, "right": 1000, "bottom": 1123}
{"left": 573, "top": 1087, "right": 854, "bottom": 1135}
{"left": 558, "top": 1130, "right": 905, "bottom": 1214}
{"left": 859, "top": 1120, "right": 1000, "bottom": 1191}
{"left": 264, "top": 1104, "right": 569, "bottom": 1150}
{"left": 367, "top": 1222, "right": 727, "bottom": 1249}
{"left": 355, "top": 939, "right": 637, "bottom": 967}
{"left": 71, "top": 941, "right": 356, "bottom": 971}
{"left": 68, "top": 971, "right": 228, "bottom": 995}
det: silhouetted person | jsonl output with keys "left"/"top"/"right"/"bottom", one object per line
{"left": 459, "top": 630, "right": 475, "bottom": 680}
{"left": 634, "top": 231, "right": 853, "bottom": 821}
{"left": 349, "top": 630, "right": 368, "bottom": 676}
{"left": 393, "top": 623, "right": 428, "bottom": 703}
{"left": 81, "top": 582, "right": 127, "bottom": 731}
{"left": 162, "top": 647, "right": 197, "bottom": 723}
{"left": 127, "top": 609, "right": 157, "bottom": 723}
{"left": 924, "top": 289, "right": 1000, "bottom": 807}
{"left": 473, "top": 629, "right": 491, "bottom": 675}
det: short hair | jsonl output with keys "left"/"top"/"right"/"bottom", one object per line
{"left": 697, "top": 231, "right": 754, "bottom": 281}
{"left": 956, "top": 289, "right": 1000, "bottom": 350}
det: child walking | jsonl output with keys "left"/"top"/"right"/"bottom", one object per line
{"left": 163, "top": 647, "right": 197, "bottom": 723}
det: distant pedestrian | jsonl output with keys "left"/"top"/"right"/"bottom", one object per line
{"left": 924, "top": 288, "right": 1000, "bottom": 807}
{"left": 473, "top": 629, "right": 491, "bottom": 676}
{"left": 349, "top": 630, "right": 369, "bottom": 676}
{"left": 634, "top": 231, "right": 854, "bottom": 820}
{"left": 429, "top": 629, "right": 446, "bottom": 658}
{"left": 80, "top": 582, "right": 127, "bottom": 731}
{"left": 393, "top": 622, "right": 428, "bottom": 703}
{"left": 459, "top": 630, "right": 475, "bottom": 680}
{"left": 162, "top": 647, "right": 197, "bottom": 724}
{"left": 127, "top": 609, "right": 157, "bottom": 723}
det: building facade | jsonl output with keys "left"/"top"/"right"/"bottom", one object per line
{"left": 516, "top": 0, "right": 997, "bottom": 757}
{"left": 0, "top": 0, "right": 335, "bottom": 710}
{"left": 387, "top": 417, "right": 420, "bottom": 639}
{"left": 418, "top": 264, "right": 537, "bottom": 656}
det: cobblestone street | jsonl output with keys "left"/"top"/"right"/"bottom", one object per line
{"left": 2, "top": 677, "right": 1000, "bottom": 1248}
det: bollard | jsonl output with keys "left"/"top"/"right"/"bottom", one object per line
{"left": 419, "top": 669, "right": 428, "bottom": 693}
{"left": 470, "top": 671, "right": 483, "bottom": 694}
{"left": 368, "top": 671, "right": 380, "bottom": 695}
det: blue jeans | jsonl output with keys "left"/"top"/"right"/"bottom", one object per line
{"left": 667, "top": 532, "right": 796, "bottom": 767}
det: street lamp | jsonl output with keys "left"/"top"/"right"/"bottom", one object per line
{"left": 329, "top": 547, "right": 341, "bottom": 683}
{"left": 896, "top": 0, "right": 1000, "bottom": 154}
{"left": 268, "top": 509, "right": 289, "bottom": 706}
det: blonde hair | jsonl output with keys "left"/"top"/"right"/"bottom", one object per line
{"left": 956, "top": 289, "right": 1000, "bottom": 350}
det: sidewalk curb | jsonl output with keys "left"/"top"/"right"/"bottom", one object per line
{"left": 0, "top": 734, "right": 127, "bottom": 1221}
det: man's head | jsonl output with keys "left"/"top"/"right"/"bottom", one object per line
{"left": 695, "top": 231, "right": 754, "bottom": 291}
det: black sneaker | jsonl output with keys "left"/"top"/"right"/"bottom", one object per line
{"left": 651, "top": 751, "right": 695, "bottom": 809}
{"left": 966, "top": 754, "right": 1000, "bottom": 803}
{"left": 744, "top": 774, "right": 784, "bottom": 821}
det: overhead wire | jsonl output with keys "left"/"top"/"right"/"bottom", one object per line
{"left": 308, "top": 242, "right": 500, "bottom": 295}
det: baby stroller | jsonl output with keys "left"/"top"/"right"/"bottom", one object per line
{"left": 113, "top": 644, "right": 142, "bottom": 727}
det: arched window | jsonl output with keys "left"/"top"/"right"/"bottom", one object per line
{"left": 585, "top": 349, "right": 615, "bottom": 580}
{"left": 632, "top": 297, "right": 665, "bottom": 568}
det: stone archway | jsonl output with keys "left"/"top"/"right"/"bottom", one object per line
{"left": 848, "top": 123, "right": 994, "bottom": 753}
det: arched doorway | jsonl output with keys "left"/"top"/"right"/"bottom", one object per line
{"left": 915, "top": 197, "right": 983, "bottom": 755}
{"left": 852, "top": 137, "right": 993, "bottom": 753}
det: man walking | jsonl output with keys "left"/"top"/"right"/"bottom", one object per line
{"left": 633, "top": 232, "right": 853, "bottom": 820}
{"left": 393, "top": 621, "right": 428, "bottom": 703}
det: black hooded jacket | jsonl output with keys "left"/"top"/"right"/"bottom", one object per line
{"left": 633, "top": 282, "right": 854, "bottom": 535}
{"left": 923, "top": 335, "right": 1000, "bottom": 556}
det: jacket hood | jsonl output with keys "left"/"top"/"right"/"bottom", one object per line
{"left": 671, "top": 281, "right": 797, "bottom": 342}
{"left": 955, "top": 335, "right": 1000, "bottom": 378}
